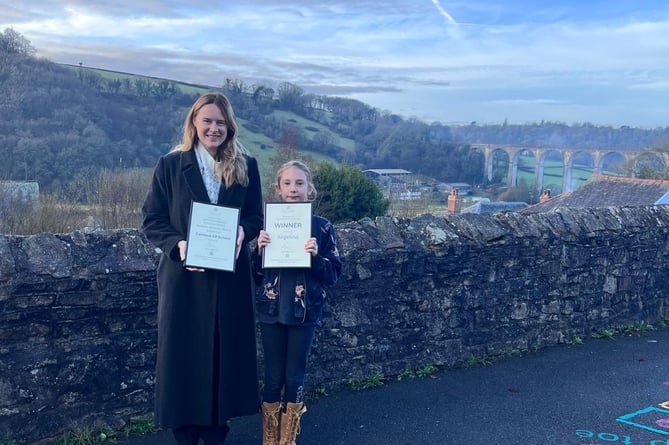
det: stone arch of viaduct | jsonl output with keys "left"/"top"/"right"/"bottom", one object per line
{"left": 471, "top": 144, "right": 669, "bottom": 194}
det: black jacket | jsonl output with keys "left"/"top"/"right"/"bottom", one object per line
{"left": 252, "top": 215, "right": 341, "bottom": 326}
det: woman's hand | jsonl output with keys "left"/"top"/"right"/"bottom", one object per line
{"left": 178, "top": 240, "right": 204, "bottom": 272}
{"left": 257, "top": 229, "right": 271, "bottom": 254}
{"left": 305, "top": 237, "right": 318, "bottom": 257}
{"left": 236, "top": 225, "right": 245, "bottom": 260}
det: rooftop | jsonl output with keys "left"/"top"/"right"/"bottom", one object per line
{"left": 522, "top": 175, "right": 669, "bottom": 213}
{"left": 461, "top": 198, "right": 528, "bottom": 214}
{"left": 363, "top": 169, "right": 412, "bottom": 175}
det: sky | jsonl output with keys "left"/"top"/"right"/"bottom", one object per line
{"left": 2, "top": 1, "right": 669, "bottom": 129}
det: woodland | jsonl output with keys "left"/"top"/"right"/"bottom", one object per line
{"left": 2, "top": 28, "right": 669, "bottom": 198}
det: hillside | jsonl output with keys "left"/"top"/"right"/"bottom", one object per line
{"left": 0, "top": 49, "right": 351, "bottom": 192}
{"left": 0, "top": 39, "right": 481, "bottom": 193}
{"left": 57, "top": 64, "right": 352, "bottom": 172}
{"left": 1, "top": 29, "right": 668, "bottom": 196}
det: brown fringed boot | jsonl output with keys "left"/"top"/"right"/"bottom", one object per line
{"left": 262, "top": 401, "right": 282, "bottom": 445}
{"left": 279, "top": 402, "right": 307, "bottom": 445}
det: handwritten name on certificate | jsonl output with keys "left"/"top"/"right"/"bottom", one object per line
{"left": 184, "top": 201, "right": 240, "bottom": 272}
{"left": 263, "top": 202, "right": 312, "bottom": 268}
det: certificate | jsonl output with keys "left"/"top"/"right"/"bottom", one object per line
{"left": 184, "top": 201, "right": 240, "bottom": 272}
{"left": 263, "top": 202, "right": 312, "bottom": 268}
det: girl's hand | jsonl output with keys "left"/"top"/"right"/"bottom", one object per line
{"left": 305, "top": 237, "right": 318, "bottom": 257}
{"left": 257, "top": 229, "right": 271, "bottom": 254}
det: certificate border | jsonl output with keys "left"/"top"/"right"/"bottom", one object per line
{"left": 262, "top": 202, "right": 312, "bottom": 269}
{"left": 184, "top": 201, "right": 241, "bottom": 272}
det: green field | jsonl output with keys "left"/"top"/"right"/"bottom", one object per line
{"left": 508, "top": 154, "right": 596, "bottom": 193}
{"left": 271, "top": 110, "right": 357, "bottom": 153}
{"left": 63, "top": 64, "right": 212, "bottom": 95}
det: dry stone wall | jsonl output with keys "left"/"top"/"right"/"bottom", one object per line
{"left": 1, "top": 206, "right": 668, "bottom": 444}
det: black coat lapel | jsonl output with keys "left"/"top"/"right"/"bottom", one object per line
{"left": 217, "top": 156, "right": 251, "bottom": 208}
{"left": 181, "top": 149, "right": 209, "bottom": 203}
{"left": 217, "top": 182, "right": 245, "bottom": 208}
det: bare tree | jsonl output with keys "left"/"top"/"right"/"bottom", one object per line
{"left": 92, "top": 168, "right": 149, "bottom": 229}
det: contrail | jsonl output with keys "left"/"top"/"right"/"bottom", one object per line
{"left": 431, "top": 0, "right": 457, "bottom": 25}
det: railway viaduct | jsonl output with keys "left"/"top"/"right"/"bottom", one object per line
{"left": 471, "top": 143, "right": 669, "bottom": 193}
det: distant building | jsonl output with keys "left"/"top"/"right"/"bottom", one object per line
{"left": 0, "top": 181, "right": 40, "bottom": 230}
{"left": 439, "top": 182, "right": 474, "bottom": 195}
{"left": 0, "top": 180, "right": 39, "bottom": 205}
{"left": 362, "top": 168, "right": 411, "bottom": 179}
{"left": 461, "top": 198, "right": 528, "bottom": 214}
{"left": 399, "top": 191, "right": 422, "bottom": 201}
{"left": 363, "top": 168, "right": 424, "bottom": 201}
{"left": 362, "top": 169, "right": 412, "bottom": 182}
{"left": 522, "top": 175, "right": 669, "bottom": 214}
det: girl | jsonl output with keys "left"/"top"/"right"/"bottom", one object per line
{"left": 252, "top": 160, "right": 342, "bottom": 445}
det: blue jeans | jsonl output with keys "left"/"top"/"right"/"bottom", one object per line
{"left": 260, "top": 323, "right": 316, "bottom": 403}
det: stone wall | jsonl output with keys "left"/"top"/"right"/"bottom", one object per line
{"left": 1, "top": 206, "right": 668, "bottom": 444}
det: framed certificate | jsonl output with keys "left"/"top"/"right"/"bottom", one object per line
{"left": 262, "top": 202, "right": 312, "bottom": 268}
{"left": 184, "top": 201, "right": 240, "bottom": 272}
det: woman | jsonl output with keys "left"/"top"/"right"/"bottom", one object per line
{"left": 141, "top": 92, "right": 263, "bottom": 445}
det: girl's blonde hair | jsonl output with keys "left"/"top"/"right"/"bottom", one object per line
{"left": 173, "top": 92, "right": 249, "bottom": 188}
{"left": 276, "top": 160, "right": 317, "bottom": 201}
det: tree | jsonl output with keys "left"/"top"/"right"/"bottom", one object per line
{"left": 264, "top": 144, "right": 300, "bottom": 202}
{"left": 498, "top": 179, "right": 532, "bottom": 203}
{"left": 312, "top": 162, "right": 388, "bottom": 223}
{"left": 277, "top": 82, "right": 304, "bottom": 112}
{"left": 133, "top": 78, "right": 153, "bottom": 97}
{"left": 252, "top": 84, "right": 275, "bottom": 114}
{"left": 0, "top": 28, "right": 35, "bottom": 57}
{"left": 153, "top": 80, "right": 179, "bottom": 99}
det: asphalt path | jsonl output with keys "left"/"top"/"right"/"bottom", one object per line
{"left": 117, "top": 327, "right": 669, "bottom": 445}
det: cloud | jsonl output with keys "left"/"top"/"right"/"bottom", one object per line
{"left": 431, "top": 0, "right": 457, "bottom": 25}
{"left": 2, "top": 0, "right": 669, "bottom": 127}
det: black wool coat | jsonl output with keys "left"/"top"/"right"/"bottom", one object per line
{"left": 141, "top": 149, "right": 263, "bottom": 429}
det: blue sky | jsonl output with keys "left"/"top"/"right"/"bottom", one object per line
{"left": 2, "top": 1, "right": 669, "bottom": 128}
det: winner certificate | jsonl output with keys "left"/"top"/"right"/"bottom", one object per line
{"left": 263, "top": 202, "right": 312, "bottom": 268}
{"left": 184, "top": 201, "right": 240, "bottom": 272}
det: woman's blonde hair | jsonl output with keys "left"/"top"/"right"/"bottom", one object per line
{"left": 276, "top": 160, "right": 317, "bottom": 201}
{"left": 173, "top": 92, "right": 249, "bottom": 187}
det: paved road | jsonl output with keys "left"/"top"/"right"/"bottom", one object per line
{"left": 117, "top": 327, "right": 669, "bottom": 445}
